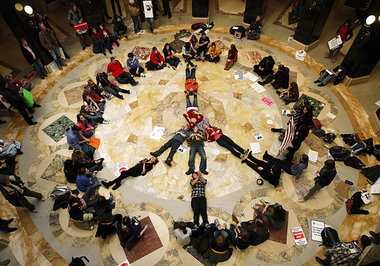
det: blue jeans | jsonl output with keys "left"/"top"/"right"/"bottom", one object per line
{"left": 153, "top": 138, "right": 181, "bottom": 161}
{"left": 50, "top": 45, "right": 64, "bottom": 67}
{"left": 82, "top": 186, "right": 99, "bottom": 210}
{"left": 0, "top": 141, "right": 21, "bottom": 157}
{"left": 216, "top": 135, "right": 245, "bottom": 158}
{"left": 188, "top": 145, "right": 207, "bottom": 171}
{"left": 186, "top": 94, "right": 198, "bottom": 108}
{"left": 32, "top": 58, "right": 46, "bottom": 78}
{"left": 131, "top": 16, "right": 140, "bottom": 33}
{"left": 317, "top": 71, "right": 336, "bottom": 85}
{"left": 146, "top": 17, "right": 153, "bottom": 32}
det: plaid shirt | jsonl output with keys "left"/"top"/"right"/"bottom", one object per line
{"left": 324, "top": 241, "right": 362, "bottom": 266}
{"left": 190, "top": 177, "right": 207, "bottom": 198}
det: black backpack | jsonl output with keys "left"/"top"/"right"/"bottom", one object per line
{"left": 329, "top": 146, "right": 351, "bottom": 161}
{"left": 321, "top": 227, "right": 340, "bottom": 247}
{"left": 361, "top": 165, "right": 380, "bottom": 184}
{"left": 344, "top": 156, "right": 366, "bottom": 169}
{"left": 69, "top": 256, "right": 89, "bottom": 266}
{"left": 64, "top": 159, "right": 77, "bottom": 183}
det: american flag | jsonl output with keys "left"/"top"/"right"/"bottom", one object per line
{"left": 278, "top": 116, "right": 295, "bottom": 156}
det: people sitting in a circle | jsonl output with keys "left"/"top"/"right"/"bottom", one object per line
{"left": 94, "top": 195, "right": 121, "bottom": 239}
{"left": 68, "top": 186, "right": 99, "bottom": 222}
{"left": 95, "top": 71, "right": 130, "bottom": 99}
{"left": 91, "top": 27, "right": 110, "bottom": 55}
{"left": 102, "top": 157, "right": 158, "bottom": 190}
{"left": 252, "top": 200, "right": 286, "bottom": 229}
{"left": 107, "top": 57, "right": 139, "bottom": 86}
{"left": 126, "top": 52, "right": 146, "bottom": 77}
{"left": 113, "top": 15, "right": 128, "bottom": 39}
{"left": 71, "top": 149, "right": 103, "bottom": 172}
{"left": 182, "top": 42, "right": 196, "bottom": 67}
{"left": 197, "top": 32, "right": 210, "bottom": 61}
{"left": 146, "top": 47, "right": 166, "bottom": 70}
{"left": 276, "top": 81, "right": 299, "bottom": 105}
{"left": 163, "top": 43, "right": 180, "bottom": 70}
{"left": 118, "top": 215, "right": 148, "bottom": 250}
{"left": 206, "top": 42, "right": 221, "bottom": 63}
{"left": 173, "top": 221, "right": 192, "bottom": 246}
{"left": 254, "top": 55, "right": 275, "bottom": 79}
{"left": 76, "top": 167, "right": 99, "bottom": 192}
{"left": 190, "top": 35, "right": 198, "bottom": 57}
{"left": 224, "top": 44, "right": 238, "bottom": 71}
{"left": 258, "top": 64, "right": 289, "bottom": 89}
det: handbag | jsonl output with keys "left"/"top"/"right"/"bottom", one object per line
{"left": 22, "top": 88, "right": 34, "bottom": 107}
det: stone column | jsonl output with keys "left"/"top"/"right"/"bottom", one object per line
{"left": 192, "top": 0, "right": 209, "bottom": 19}
{"left": 342, "top": 23, "right": 380, "bottom": 85}
{"left": 291, "top": 0, "right": 335, "bottom": 51}
{"left": 243, "top": 0, "right": 267, "bottom": 25}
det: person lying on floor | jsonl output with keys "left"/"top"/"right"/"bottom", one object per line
{"left": 150, "top": 125, "right": 190, "bottom": 166}
{"left": 252, "top": 200, "right": 286, "bottom": 229}
{"left": 102, "top": 157, "right": 158, "bottom": 190}
{"left": 186, "top": 125, "right": 208, "bottom": 175}
{"left": 184, "top": 64, "right": 198, "bottom": 96}
{"left": 183, "top": 91, "right": 203, "bottom": 129}
{"left": 263, "top": 152, "right": 308, "bottom": 183}
{"left": 241, "top": 151, "right": 282, "bottom": 191}
{"left": 0, "top": 157, "right": 17, "bottom": 176}
{"left": 202, "top": 123, "right": 248, "bottom": 159}
{"left": 0, "top": 139, "right": 23, "bottom": 157}
{"left": 96, "top": 71, "right": 130, "bottom": 99}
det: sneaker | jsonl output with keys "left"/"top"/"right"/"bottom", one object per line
{"left": 132, "top": 81, "right": 139, "bottom": 86}
{"left": 165, "top": 160, "right": 172, "bottom": 167}
{"left": 314, "top": 80, "right": 321, "bottom": 83}
{"left": 101, "top": 181, "right": 111, "bottom": 188}
{"left": 239, "top": 153, "right": 244, "bottom": 159}
{"left": 140, "top": 73, "right": 146, "bottom": 77}
{"left": 317, "top": 83, "right": 324, "bottom": 87}
{"left": 112, "top": 182, "right": 121, "bottom": 190}
{"left": 40, "top": 197, "right": 46, "bottom": 202}
{"left": 31, "top": 209, "right": 38, "bottom": 213}
{"left": 185, "top": 169, "right": 194, "bottom": 175}
{"left": 194, "top": 224, "right": 199, "bottom": 230}
{"left": 200, "top": 169, "right": 208, "bottom": 175}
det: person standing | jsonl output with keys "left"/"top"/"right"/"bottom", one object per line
{"left": 143, "top": 0, "right": 155, "bottom": 33}
{"left": 150, "top": 125, "right": 190, "bottom": 166}
{"left": 110, "top": 0, "right": 123, "bottom": 17}
{"left": 107, "top": 57, "right": 139, "bottom": 85}
{"left": 299, "top": 160, "right": 337, "bottom": 202}
{"left": 186, "top": 125, "right": 207, "bottom": 175}
{"left": 162, "top": 0, "right": 172, "bottom": 18}
{"left": 190, "top": 172, "right": 208, "bottom": 228}
{"left": 19, "top": 38, "right": 47, "bottom": 79}
{"left": 128, "top": 1, "right": 141, "bottom": 34}
{"left": 0, "top": 174, "right": 45, "bottom": 213}
{"left": 38, "top": 23, "right": 66, "bottom": 70}
{"left": 68, "top": 2, "right": 90, "bottom": 50}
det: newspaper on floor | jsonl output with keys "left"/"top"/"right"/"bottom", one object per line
{"left": 244, "top": 72, "right": 259, "bottom": 83}
{"left": 326, "top": 112, "right": 336, "bottom": 119}
{"left": 253, "top": 131, "right": 264, "bottom": 141}
{"left": 250, "top": 142, "right": 261, "bottom": 154}
{"left": 150, "top": 126, "right": 165, "bottom": 140}
{"left": 235, "top": 70, "right": 244, "bottom": 80}
{"left": 308, "top": 149, "right": 318, "bottom": 163}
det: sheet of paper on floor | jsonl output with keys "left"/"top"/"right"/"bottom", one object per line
{"left": 235, "top": 70, "right": 244, "bottom": 80}
{"left": 311, "top": 220, "right": 325, "bottom": 242}
{"left": 308, "top": 149, "right": 318, "bottom": 163}
{"left": 282, "top": 109, "right": 291, "bottom": 116}
{"left": 292, "top": 227, "right": 308, "bottom": 245}
{"left": 116, "top": 161, "right": 128, "bottom": 172}
{"left": 150, "top": 126, "right": 165, "bottom": 140}
{"left": 251, "top": 83, "right": 266, "bottom": 93}
{"left": 370, "top": 179, "right": 380, "bottom": 194}
{"left": 177, "top": 144, "right": 188, "bottom": 153}
{"left": 250, "top": 142, "right": 261, "bottom": 154}
{"left": 253, "top": 131, "right": 264, "bottom": 141}
{"left": 244, "top": 72, "right": 259, "bottom": 83}
{"left": 261, "top": 97, "right": 274, "bottom": 106}
{"left": 326, "top": 112, "right": 336, "bottom": 119}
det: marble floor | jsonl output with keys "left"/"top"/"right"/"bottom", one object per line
{"left": 0, "top": 24, "right": 378, "bottom": 266}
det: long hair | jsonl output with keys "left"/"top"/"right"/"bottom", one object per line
{"left": 80, "top": 105, "right": 89, "bottom": 115}
{"left": 230, "top": 44, "right": 237, "bottom": 56}
{"left": 273, "top": 204, "right": 286, "bottom": 222}
{"left": 178, "top": 222, "right": 187, "bottom": 234}
{"left": 93, "top": 196, "right": 112, "bottom": 210}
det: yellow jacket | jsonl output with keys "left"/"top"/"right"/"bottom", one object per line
{"left": 208, "top": 45, "right": 221, "bottom": 57}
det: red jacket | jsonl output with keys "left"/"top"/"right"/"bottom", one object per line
{"left": 185, "top": 79, "right": 198, "bottom": 92}
{"left": 87, "top": 90, "right": 102, "bottom": 103}
{"left": 100, "top": 28, "right": 112, "bottom": 39}
{"left": 205, "top": 126, "right": 223, "bottom": 142}
{"left": 76, "top": 121, "right": 93, "bottom": 133}
{"left": 107, "top": 60, "right": 124, "bottom": 77}
{"left": 92, "top": 32, "right": 102, "bottom": 40}
{"left": 227, "top": 50, "right": 238, "bottom": 61}
{"left": 150, "top": 51, "right": 164, "bottom": 64}
{"left": 5, "top": 78, "right": 23, "bottom": 93}
{"left": 183, "top": 109, "right": 204, "bottom": 128}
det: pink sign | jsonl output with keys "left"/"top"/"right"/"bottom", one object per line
{"left": 261, "top": 97, "right": 274, "bottom": 106}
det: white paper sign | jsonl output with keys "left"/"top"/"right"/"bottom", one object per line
{"left": 326, "top": 112, "right": 336, "bottom": 119}
{"left": 177, "top": 144, "right": 189, "bottom": 153}
{"left": 244, "top": 72, "right": 259, "bottom": 83}
{"left": 370, "top": 179, "right": 380, "bottom": 194}
{"left": 251, "top": 83, "right": 266, "bottom": 93}
{"left": 250, "top": 142, "right": 261, "bottom": 154}
{"left": 150, "top": 126, "right": 165, "bottom": 140}
{"left": 311, "top": 220, "right": 325, "bottom": 242}
{"left": 328, "top": 35, "right": 342, "bottom": 50}
{"left": 143, "top": 1, "right": 154, "bottom": 18}
{"left": 292, "top": 227, "right": 307, "bottom": 245}
{"left": 116, "top": 161, "right": 128, "bottom": 173}
{"left": 282, "top": 110, "right": 291, "bottom": 116}
{"left": 234, "top": 70, "right": 244, "bottom": 80}
{"left": 308, "top": 149, "right": 318, "bottom": 163}
{"left": 253, "top": 131, "right": 264, "bottom": 141}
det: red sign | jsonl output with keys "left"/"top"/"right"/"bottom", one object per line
{"left": 73, "top": 22, "right": 88, "bottom": 34}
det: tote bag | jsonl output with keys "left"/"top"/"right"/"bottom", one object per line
{"left": 22, "top": 88, "right": 34, "bottom": 107}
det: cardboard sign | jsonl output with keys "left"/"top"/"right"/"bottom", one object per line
{"left": 73, "top": 22, "right": 88, "bottom": 34}
{"left": 88, "top": 137, "right": 100, "bottom": 149}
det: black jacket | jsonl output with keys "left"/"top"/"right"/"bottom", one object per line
{"left": 259, "top": 56, "right": 275, "bottom": 71}
{"left": 20, "top": 44, "right": 39, "bottom": 65}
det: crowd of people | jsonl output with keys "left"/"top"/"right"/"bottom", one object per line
{"left": 0, "top": 5, "right": 377, "bottom": 265}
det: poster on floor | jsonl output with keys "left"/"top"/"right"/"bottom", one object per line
{"left": 292, "top": 226, "right": 307, "bottom": 245}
